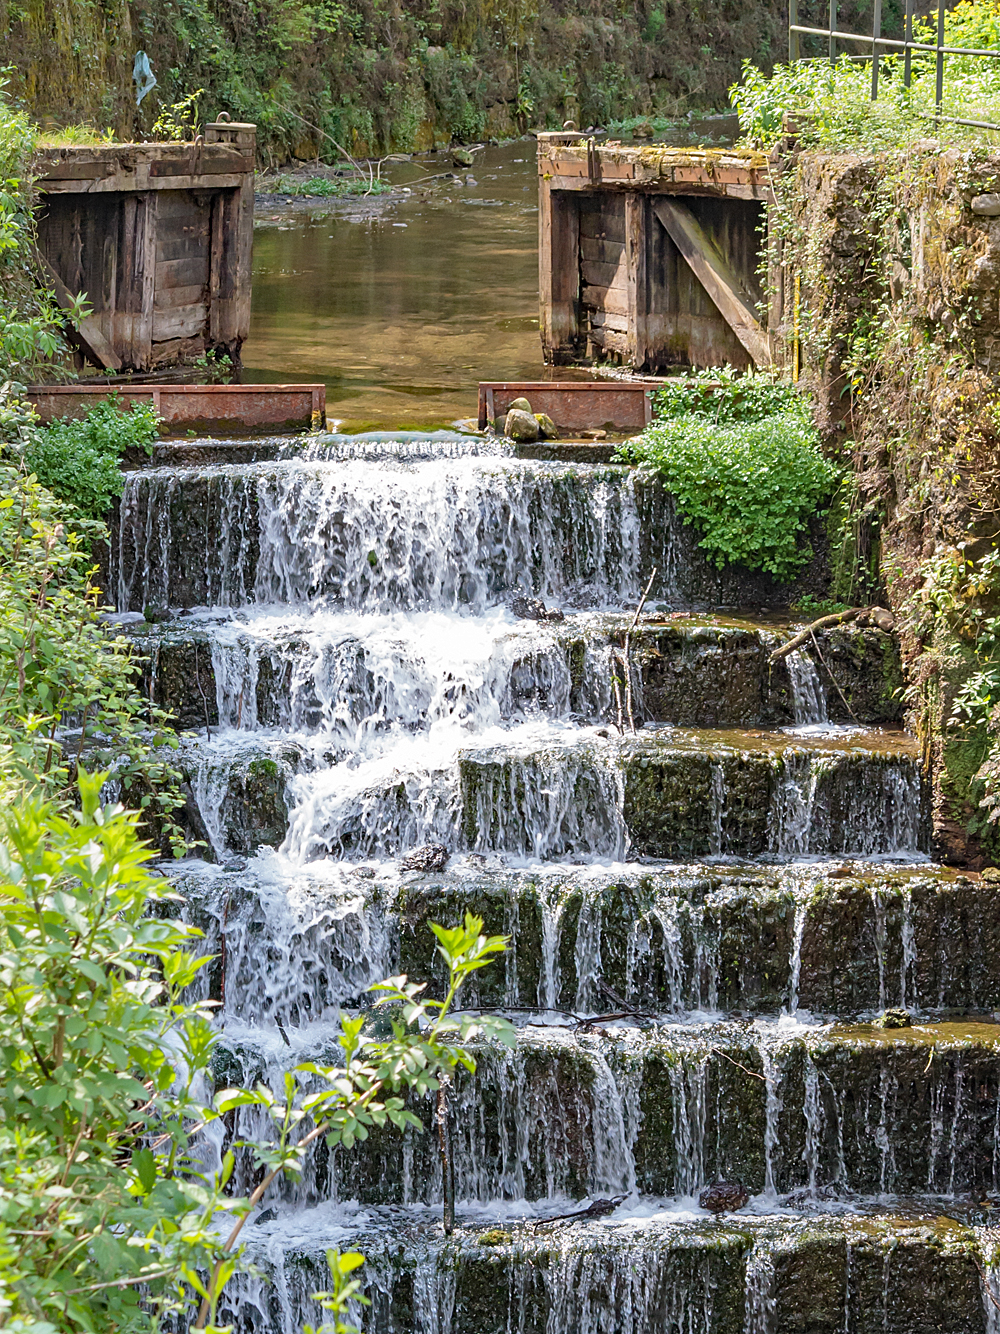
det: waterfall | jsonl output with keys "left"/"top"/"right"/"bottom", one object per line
{"left": 786, "top": 650, "right": 828, "bottom": 727}
{"left": 112, "top": 436, "right": 1000, "bottom": 1334}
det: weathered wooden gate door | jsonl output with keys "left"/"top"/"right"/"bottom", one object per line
{"left": 538, "top": 134, "right": 774, "bottom": 373}
{"left": 35, "top": 121, "right": 255, "bottom": 372}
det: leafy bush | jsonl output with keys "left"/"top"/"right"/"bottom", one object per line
{"left": 652, "top": 366, "right": 812, "bottom": 426}
{"left": 22, "top": 395, "right": 161, "bottom": 524}
{"left": 731, "top": 0, "right": 1000, "bottom": 152}
{"left": 0, "top": 467, "right": 185, "bottom": 846}
{"left": 0, "top": 773, "right": 512, "bottom": 1333}
{"left": 618, "top": 379, "right": 838, "bottom": 578}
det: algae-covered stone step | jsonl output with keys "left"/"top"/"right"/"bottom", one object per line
{"left": 179, "top": 724, "right": 925, "bottom": 865}
{"left": 174, "top": 860, "right": 1000, "bottom": 1027}
{"left": 460, "top": 728, "right": 927, "bottom": 861}
{"left": 110, "top": 457, "right": 824, "bottom": 615}
{"left": 122, "top": 610, "right": 902, "bottom": 734}
{"left": 223, "top": 1206, "right": 997, "bottom": 1334}
{"left": 395, "top": 863, "right": 1000, "bottom": 1018}
{"left": 211, "top": 1020, "right": 1000, "bottom": 1206}
{"left": 173, "top": 737, "right": 302, "bottom": 858}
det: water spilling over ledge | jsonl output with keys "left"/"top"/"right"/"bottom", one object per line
{"left": 110, "top": 434, "right": 1000, "bottom": 1332}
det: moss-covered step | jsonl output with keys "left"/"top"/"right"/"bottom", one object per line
{"left": 222, "top": 1206, "right": 998, "bottom": 1334}
{"left": 110, "top": 459, "right": 828, "bottom": 616}
{"left": 211, "top": 1020, "right": 1000, "bottom": 1206}
{"left": 172, "top": 860, "right": 1000, "bottom": 1026}
{"left": 173, "top": 737, "right": 300, "bottom": 858}
{"left": 460, "top": 728, "right": 926, "bottom": 860}
{"left": 395, "top": 863, "right": 1000, "bottom": 1018}
{"left": 122, "top": 611, "right": 902, "bottom": 734}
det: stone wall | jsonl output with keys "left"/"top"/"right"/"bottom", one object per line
{"left": 772, "top": 140, "right": 1000, "bottom": 866}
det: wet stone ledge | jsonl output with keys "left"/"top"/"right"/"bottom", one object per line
{"left": 210, "top": 1021, "right": 1000, "bottom": 1206}
{"left": 220, "top": 1211, "right": 994, "bottom": 1334}
{"left": 121, "top": 614, "right": 903, "bottom": 733}
{"left": 109, "top": 463, "right": 830, "bottom": 616}
{"left": 173, "top": 862, "right": 1000, "bottom": 1026}
{"left": 171, "top": 729, "right": 926, "bottom": 863}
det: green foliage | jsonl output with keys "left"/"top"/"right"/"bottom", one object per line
{"left": 0, "top": 774, "right": 228, "bottom": 1332}
{"left": 0, "top": 466, "right": 185, "bottom": 845}
{"left": 731, "top": 0, "right": 1000, "bottom": 152}
{"left": 652, "top": 366, "right": 812, "bottom": 426}
{"left": 619, "top": 373, "right": 838, "bottom": 579}
{"left": 270, "top": 174, "right": 391, "bottom": 197}
{"left": 304, "top": 1251, "right": 369, "bottom": 1334}
{"left": 151, "top": 88, "right": 205, "bottom": 141}
{"left": 22, "top": 396, "right": 161, "bottom": 525}
{"left": 0, "top": 775, "right": 510, "bottom": 1334}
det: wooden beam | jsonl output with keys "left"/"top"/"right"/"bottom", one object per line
{"left": 625, "top": 194, "right": 648, "bottom": 369}
{"left": 539, "top": 182, "right": 581, "bottom": 364}
{"left": 652, "top": 197, "right": 771, "bottom": 367}
{"left": 36, "top": 252, "right": 122, "bottom": 371}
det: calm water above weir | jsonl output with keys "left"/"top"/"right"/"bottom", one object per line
{"left": 242, "top": 142, "right": 543, "bottom": 432}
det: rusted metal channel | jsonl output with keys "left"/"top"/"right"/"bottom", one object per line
{"left": 27, "top": 383, "right": 326, "bottom": 435}
{"left": 478, "top": 380, "right": 657, "bottom": 433}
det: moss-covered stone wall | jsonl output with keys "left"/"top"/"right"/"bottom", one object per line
{"left": 772, "top": 140, "right": 1000, "bottom": 866}
{"left": 3, "top": 0, "right": 886, "bottom": 160}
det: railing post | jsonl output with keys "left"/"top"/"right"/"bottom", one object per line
{"left": 936, "top": 0, "right": 946, "bottom": 113}
{"left": 871, "top": 0, "right": 883, "bottom": 98}
{"left": 829, "top": 0, "right": 837, "bottom": 65}
{"left": 788, "top": 0, "right": 799, "bottom": 63}
{"left": 904, "top": 0, "right": 913, "bottom": 86}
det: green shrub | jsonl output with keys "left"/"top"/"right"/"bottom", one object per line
{"left": 618, "top": 390, "right": 838, "bottom": 579}
{"left": 23, "top": 395, "right": 161, "bottom": 524}
{"left": 731, "top": 0, "right": 1000, "bottom": 152}
{"left": 652, "top": 366, "right": 812, "bottom": 426}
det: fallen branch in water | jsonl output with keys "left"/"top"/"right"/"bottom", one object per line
{"left": 533, "top": 1194, "right": 628, "bottom": 1228}
{"left": 768, "top": 605, "right": 894, "bottom": 664}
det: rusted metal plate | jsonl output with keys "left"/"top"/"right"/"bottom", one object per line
{"left": 478, "top": 381, "right": 658, "bottom": 433}
{"left": 27, "top": 383, "right": 326, "bottom": 435}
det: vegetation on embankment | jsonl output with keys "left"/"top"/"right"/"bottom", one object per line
{"left": 2, "top": 0, "right": 894, "bottom": 161}
{"left": 618, "top": 370, "right": 839, "bottom": 580}
{"left": 733, "top": 0, "right": 1000, "bottom": 152}
{"left": 729, "top": 20, "right": 1000, "bottom": 865}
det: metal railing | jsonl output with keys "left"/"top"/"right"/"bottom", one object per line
{"left": 787, "top": 0, "right": 1000, "bottom": 129}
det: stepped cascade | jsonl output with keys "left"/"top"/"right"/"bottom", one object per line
{"left": 115, "top": 432, "right": 1000, "bottom": 1333}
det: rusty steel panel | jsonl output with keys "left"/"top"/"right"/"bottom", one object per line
{"left": 27, "top": 383, "right": 325, "bottom": 435}
{"left": 478, "top": 381, "right": 657, "bottom": 433}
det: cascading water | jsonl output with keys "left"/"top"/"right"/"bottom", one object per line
{"left": 120, "top": 434, "right": 1000, "bottom": 1334}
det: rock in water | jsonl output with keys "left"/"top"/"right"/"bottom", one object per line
{"left": 451, "top": 147, "right": 474, "bottom": 167}
{"left": 399, "top": 843, "right": 450, "bottom": 872}
{"left": 510, "top": 593, "right": 566, "bottom": 622}
{"left": 535, "top": 412, "right": 558, "bottom": 439}
{"left": 508, "top": 396, "right": 532, "bottom": 413}
{"left": 504, "top": 408, "right": 540, "bottom": 442}
{"left": 875, "top": 1007, "right": 912, "bottom": 1029}
{"left": 699, "top": 1180, "right": 749, "bottom": 1214}
{"left": 510, "top": 594, "right": 548, "bottom": 621}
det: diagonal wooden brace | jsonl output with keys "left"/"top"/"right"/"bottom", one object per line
{"left": 652, "top": 197, "right": 772, "bottom": 367}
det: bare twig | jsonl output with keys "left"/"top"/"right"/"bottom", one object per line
{"left": 436, "top": 1076, "right": 455, "bottom": 1235}
{"left": 710, "top": 1046, "right": 768, "bottom": 1083}
{"left": 623, "top": 568, "right": 657, "bottom": 734}
{"left": 768, "top": 605, "right": 894, "bottom": 664}
{"left": 193, "top": 643, "right": 211, "bottom": 741}
{"left": 809, "top": 627, "right": 859, "bottom": 724}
